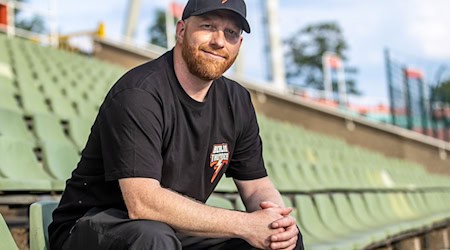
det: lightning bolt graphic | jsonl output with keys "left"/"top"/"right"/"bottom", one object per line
{"left": 210, "top": 159, "right": 224, "bottom": 183}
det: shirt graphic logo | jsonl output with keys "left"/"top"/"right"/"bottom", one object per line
{"left": 209, "top": 143, "right": 229, "bottom": 183}
{"left": 221, "top": 0, "right": 228, "bottom": 4}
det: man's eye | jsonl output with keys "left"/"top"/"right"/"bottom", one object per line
{"left": 227, "top": 30, "right": 236, "bottom": 35}
{"left": 225, "top": 29, "right": 240, "bottom": 40}
{"left": 201, "top": 24, "right": 213, "bottom": 29}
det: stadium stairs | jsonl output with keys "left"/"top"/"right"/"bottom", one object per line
{"left": 0, "top": 33, "right": 450, "bottom": 249}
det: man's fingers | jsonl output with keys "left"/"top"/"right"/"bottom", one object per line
{"left": 271, "top": 214, "right": 295, "bottom": 229}
{"left": 279, "top": 207, "right": 293, "bottom": 216}
{"left": 269, "top": 235, "right": 298, "bottom": 250}
{"left": 270, "top": 223, "right": 299, "bottom": 241}
{"left": 260, "top": 201, "right": 279, "bottom": 209}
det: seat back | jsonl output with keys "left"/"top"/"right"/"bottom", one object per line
{"left": 0, "top": 213, "right": 19, "bottom": 250}
{"left": 29, "top": 200, "right": 59, "bottom": 250}
{"left": 206, "top": 195, "right": 234, "bottom": 210}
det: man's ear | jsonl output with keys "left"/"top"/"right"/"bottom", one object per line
{"left": 175, "top": 20, "right": 186, "bottom": 44}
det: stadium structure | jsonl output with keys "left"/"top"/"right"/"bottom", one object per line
{"left": 0, "top": 1, "right": 450, "bottom": 249}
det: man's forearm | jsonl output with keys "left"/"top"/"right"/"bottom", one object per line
{"left": 235, "top": 177, "right": 285, "bottom": 212}
{"left": 120, "top": 178, "right": 246, "bottom": 238}
{"left": 119, "top": 177, "right": 294, "bottom": 249}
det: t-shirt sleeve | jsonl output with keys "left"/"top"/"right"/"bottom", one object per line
{"left": 226, "top": 93, "right": 267, "bottom": 180}
{"left": 99, "top": 89, "right": 164, "bottom": 181}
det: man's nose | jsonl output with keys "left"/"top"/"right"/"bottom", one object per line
{"left": 210, "top": 30, "right": 225, "bottom": 49}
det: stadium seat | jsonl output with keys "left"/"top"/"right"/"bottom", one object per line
{"left": 0, "top": 108, "right": 34, "bottom": 143}
{"left": 20, "top": 87, "right": 51, "bottom": 116}
{"left": 33, "top": 113, "right": 71, "bottom": 144}
{"left": 215, "top": 176, "right": 237, "bottom": 192}
{"left": 40, "top": 140, "right": 79, "bottom": 184}
{"left": 73, "top": 99, "right": 98, "bottom": 119}
{"left": 313, "top": 194, "right": 377, "bottom": 248}
{"left": 68, "top": 116, "right": 94, "bottom": 152}
{"left": 293, "top": 194, "right": 356, "bottom": 250}
{"left": 0, "top": 213, "right": 19, "bottom": 250}
{"left": 47, "top": 94, "right": 78, "bottom": 120}
{"left": 331, "top": 193, "right": 389, "bottom": 242}
{"left": 0, "top": 138, "right": 53, "bottom": 191}
{"left": 0, "top": 90, "right": 22, "bottom": 114}
{"left": 264, "top": 160, "right": 299, "bottom": 192}
{"left": 29, "top": 200, "right": 59, "bottom": 250}
{"left": 206, "top": 195, "right": 234, "bottom": 210}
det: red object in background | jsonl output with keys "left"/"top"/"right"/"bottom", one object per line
{"left": 405, "top": 68, "right": 423, "bottom": 79}
{"left": 0, "top": 4, "right": 7, "bottom": 26}
{"left": 326, "top": 54, "right": 342, "bottom": 69}
{"left": 170, "top": 2, "right": 184, "bottom": 19}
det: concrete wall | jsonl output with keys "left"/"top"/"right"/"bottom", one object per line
{"left": 239, "top": 80, "right": 450, "bottom": 175}
{"left": 92, "top": 39, "right": 450, "bottom": 175}
{"left": 93, "top": 38, "right": 165, "bottom": 69}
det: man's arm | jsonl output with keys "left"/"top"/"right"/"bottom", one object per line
{"left": 119, "top": 177, "right": 289, "bottom": 249}
{"left": 235, "top": 177, "right": 300, "bottom": 250}
{"left": 234, "top": 176, "right": 285, "bottom": 212}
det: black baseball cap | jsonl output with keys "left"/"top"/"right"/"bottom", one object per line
{"left": 182, "top": 0, "right": 251, "bottom": 33}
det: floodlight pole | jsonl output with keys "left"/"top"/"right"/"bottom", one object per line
{"left": 124, "top": 0, "right": 141, "bottom": 42}
{"left": 165, "top": 2, "right": 176, "bottom": 49}
{"left": 265, "top": 0, "right": 286, "bottom": 92}
{"left": 48, "top": 0, "right": 58, "bottom": 47}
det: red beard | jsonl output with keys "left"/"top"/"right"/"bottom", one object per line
{"left": 181, "top": 35, "right": 238, "bottom": 81}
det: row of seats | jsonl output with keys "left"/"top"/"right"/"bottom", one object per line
{"left": 0, "top": 107, "right": 91, "bottom": 150}
{"left": 0, "top": 108, "right": 86, "bottom": 192}
{"left": 211, "top": 191, "right": 450, "bottom": 249}
{"left": 24, "top": 190, "right": 450, "bottom": 250}
{"left": 0, "top": 33, "right": 124, "bottom": 121}
{"left": 2, "top": 106, "right": 450, "bottom": 193}
{"left": 257, "top": 115, "right": 450, "bottom": 190}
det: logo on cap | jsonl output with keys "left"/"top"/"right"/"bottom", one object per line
{"left": 221, "top": 0, "right": 228, "bottom": 4}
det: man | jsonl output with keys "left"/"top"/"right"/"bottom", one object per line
{"left": 49, "top": 0, "right": 304, "bottom": 249}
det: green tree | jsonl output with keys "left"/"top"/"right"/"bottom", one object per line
{"left": 432, "top": 79, "right": 450, "bottom": 102}
{"left": 147, "top": 9, "right": 177, "bottom": 48}
{"left": 284, "top": 22, "right": 360, "bottom": 94}
{"left": 148, "top": 9, "right": 167, "bottom": 48}
{"left": 14, "top": 0, "right": 46, "bottom": 33}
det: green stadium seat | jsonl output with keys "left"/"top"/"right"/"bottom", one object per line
{"left": 68, "top": 117, "right": 94, "bottom": 151}
{"left": 48, "top": 94, "right": 78, "bottom": 120}
{"left": 296, "top": 163, "right": 324, "bottom": 191}
{"left": 265, "top": 160, "right": 299, "bottom": 192}
{"left": 29, "top": 200, "right": 59, "bottom": 250}
{"left": 20, "top": 87, "right": 51, "bottom": 116}
{"left": 206, "top": 195, "right": 234, "bottom": 210}
{"left": 215, "top": 176, "right": 237, "bottom": 192}
{"left": 40, "top": 140, "right": 79, "bottom": 183}
{"left": 313, "top": 194, "right": 377, "bottom": 248}
{"left": 234, "top": 196, "right": 246, "bottom": 211}
{"left": 347, "top": 193, "right": 381, "bottom": 229}
{"left": 331, "top": 193, "right": 389, "bottom": 242}
{"left": 0, "top": 138, "right": 53, "bottom": 191}
{"left": 293, "top": 194, "right": 356, "bottom": 250}
{"left": 0, "top": 91, "right": 22, "bottom": 113}
{"left": 0, "top": 83, "right": 15, "bottom": 96}
{"left": 33, "top": 113, "right": 71, "bottom": 144}
{"left": 73, "top": 98, "right": 98, "bottom": 119}
{"left": 0, "top": 213, "right": 19, "bottom": 250}
{"left": 0, "top": 108, "right": 35, "bottom": 143}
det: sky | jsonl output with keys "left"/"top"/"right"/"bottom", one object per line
{"left": 24, "top": 0, "right": 450, "bottom": 106}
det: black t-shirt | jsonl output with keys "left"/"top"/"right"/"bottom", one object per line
{"left": 48, "top": 50, "right": 267, "bottom": 249}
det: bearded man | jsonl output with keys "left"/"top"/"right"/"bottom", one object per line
{"left": 49, "top": 0, "right": 303, "bottom": 249}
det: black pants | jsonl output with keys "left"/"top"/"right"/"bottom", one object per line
{"left": 62, "top": 208, "right": 304, "bottom": 250}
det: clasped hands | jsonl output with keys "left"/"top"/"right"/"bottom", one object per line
{"left": 259, "top": 201, "right": 299, "bottom": 250}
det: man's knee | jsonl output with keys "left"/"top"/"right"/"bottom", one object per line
{"left": 125, "top": 220, "right": 182, "bottom": 250}
{"left": 64, "top": 209, "right": 182, "bottom": 250}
